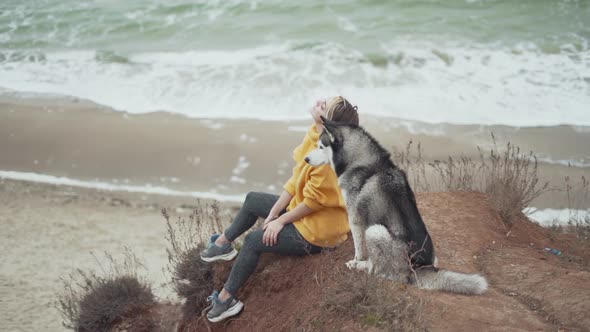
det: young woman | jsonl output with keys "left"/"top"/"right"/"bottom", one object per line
{"left": 200, "top": 96, "right": 359, "bottom": 322}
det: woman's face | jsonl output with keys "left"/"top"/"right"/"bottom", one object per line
{"left": 310, "top": 97, "right": 336, "bottom": 123}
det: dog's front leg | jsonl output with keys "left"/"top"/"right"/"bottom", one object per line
{"left": 346, "top": 220, "right": 369, "bottom": 270}
{"left": 351, "top": 223, "right": 368, "bottom": 261}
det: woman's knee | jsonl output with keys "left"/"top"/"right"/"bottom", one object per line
{"left": 242, "top": 191, "right": 269, "bottom": 213}
{"left": 242, "top": 191, "right": 257, "bottom": 210}
{"left": 244, "top": 191, "right": 263, "bottom": 205}
{"left": 243, "top": 231, "right": 263, "bottom": 249}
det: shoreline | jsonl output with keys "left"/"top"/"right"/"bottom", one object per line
{"left": 4, "top": 89, "right": 590, "bottom": 130}
{"left": 0, "top": 170, "right": 246, "bottom": 203}
{"left": 2, "top": 171, "right": 587, "bottom": 227}
{"left": 1, "top": 94, "right": 589, "bottom": 211}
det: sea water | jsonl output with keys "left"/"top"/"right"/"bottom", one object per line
{"left": 1, "top": 0, "right": 589, "bottom": 126}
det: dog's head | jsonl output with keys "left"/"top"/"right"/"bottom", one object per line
{"left": 305, "top": 117, "right": 390, "bottom": 177}
{"left": 304, "top": 116, "right": 346, "bottom": 170}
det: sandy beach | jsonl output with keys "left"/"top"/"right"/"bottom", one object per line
{"left": 0, "top": 177, "right": 242, "bottom": 332}
{"left": 1, "top": 94, "right": 588, "bottom": 209}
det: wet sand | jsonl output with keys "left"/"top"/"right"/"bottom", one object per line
{"left": 1, "top": 95, "right": 588, "bottom": 209}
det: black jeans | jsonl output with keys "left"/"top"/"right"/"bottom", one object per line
{"left": 223, "top": 192, "right": 323, "bottom": 295}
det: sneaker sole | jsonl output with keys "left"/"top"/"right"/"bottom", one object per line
{"left": 207, "top": 300, "right": 244, "bottom": 323}
{"left": 200, "top": 248, "right": 238, "bottom": 262}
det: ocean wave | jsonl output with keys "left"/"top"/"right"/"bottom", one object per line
{"left": 0, "top": 170, "right": 245, "bottom": 202}
{"left": 536, "top": 155, "right": 590, "bottom": 168}
{"left": 95, "top": 50, "right": 131, "bottom": 64}
{"left": 0, "top": 39, "right": 589, "bottom": 126}
{"left": 524, "top": 207, "right": 590, "bottom": 227}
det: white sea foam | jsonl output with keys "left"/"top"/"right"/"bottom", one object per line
{"left": 536, "top": 155, "right": 590, "bottom": 168}
{"left": 186, "top": 156, "right": 201, "bottom": 166}
{"left": 232, "top": 156, "right": 250, "bottom": 175}
{"left": 239, "top": 133, "right": 258, "bottom": 143}
{"left": 0, "top": 170, "right": 245, "bottom": 202}
{"left": 200, "top": 119, "right": 224, "bottom": 129}
{"left": 336, "top": 15, "right": 358, "bottom": 33}
{"left": 228, "top": 156, "right": 250, "bottom": 184}
{"left": 159, "top": 176, "right": 180, "bottom": 183}
{"left": 1, "top": 39, "right": 589, "bottom": 127}
{"left": 229, "top": 175, "right": 246, "bottom": 184}
{"left": 524, "top": 207, "right": 590, "bottom": 227}
{"left": 395, "top": 120, "right": 447, "bottom": 137}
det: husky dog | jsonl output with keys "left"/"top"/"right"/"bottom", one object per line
{"left": 304, "top": 116, "right": 487, "bottom": 295}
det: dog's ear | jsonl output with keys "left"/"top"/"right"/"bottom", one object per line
{"left": 320, "top": 115, "right": 337, "bottom": 128}
{"left": 320, "top": 116, "right": 339, "bottom": 143}
{"left": 322, "top": 124, "right": 336, "bottom": 144}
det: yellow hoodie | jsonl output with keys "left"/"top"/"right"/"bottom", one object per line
{"left": 284, "top": 124, "right": 349, "bottom": 247}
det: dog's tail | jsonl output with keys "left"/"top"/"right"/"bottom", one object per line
{"left": 365, "top": 224, "right": 487, "bottom": 295}
{"left": 413, "top": 267, "right": 487, "bottom": 295}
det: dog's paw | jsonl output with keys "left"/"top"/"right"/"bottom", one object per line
{"left": 345, "top": 259, "right": 359, "bottom": 269}
{"left": 354, "top": 254, "right": 368, "bottom": 261}
{"left": 346, "top": 259, "right": 372, "bottom": 272}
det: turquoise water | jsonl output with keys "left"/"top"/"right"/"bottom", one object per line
{"left": 1, "top": 0, "right": 589, "bottom": 125}
{"left": 2, "top": 0, "right": 589, "bottom": 51}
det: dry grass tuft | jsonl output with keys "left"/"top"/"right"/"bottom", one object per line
{"left": 570, "top": 214, "right": 590, "bottom": 243}
{"left": 392, "top": 139, "right": 431, "bottom": 193}
{"left": 392, "top": 134, "right": 550, "bottom": 224}
{"left": 552, "top": 176, "right": 590, "bottom": 242}
{"left": 480, "top": 138, "right": 549, "bottom": 225}
{"left": 162, "top": 200, "right": 228, "bottom": 330}
{"left": 56, "top": 248, "right": 155, "bottom": 332}
{"left": 321, "top": 265, "right": 425, "bottom": 331}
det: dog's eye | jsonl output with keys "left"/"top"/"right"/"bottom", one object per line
{"left": 319, "top": 146, "right": 324, "bottom": 150}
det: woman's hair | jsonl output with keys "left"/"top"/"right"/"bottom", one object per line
{"left": 325, "top": 96, "right": 359, "bottom": 126}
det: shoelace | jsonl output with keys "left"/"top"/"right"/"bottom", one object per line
{"left": 201, "top": 295, "right": 215, "bottom": 316}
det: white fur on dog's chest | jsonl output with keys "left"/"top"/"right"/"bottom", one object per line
{"left": 340, "top": 187, "right": 348, "bottom": 203}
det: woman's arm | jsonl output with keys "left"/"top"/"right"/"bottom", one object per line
{"left": 276, "top": 202, "right": 313, "bottom": 225}
{"left": 264, "top": 190, "right": 293, "bottom": 225}
{"left": 263, "top": 202, "right": 313, "bottom": 246}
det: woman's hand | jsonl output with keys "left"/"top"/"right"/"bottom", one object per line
{"left": 309, "top": 99, "right": 327, "bottom": 125}
{"left": 262, "top": 218, "right": 285, "bottom": 246}
{"left": 263, "top": 214, "right": 277, "bottom": 228}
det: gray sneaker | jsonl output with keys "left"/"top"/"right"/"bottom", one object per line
{"left": 200, "top": 234, "right": 238, "bottom": 262}
{"left": 206, "top": 291, "right": 244, "bottom": 323}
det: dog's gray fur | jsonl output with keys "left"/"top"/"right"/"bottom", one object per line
{"left": 305, "top": 117, "right": 487, "bottom": 295}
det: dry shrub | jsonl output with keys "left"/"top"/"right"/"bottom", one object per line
{"left": 571, "top": 214, "right": 590, "bottom": 243}
{"left": 56, "top": 248, "right": 155, "bottom": 332}
{"left": 392, "top": 139, "right": 431, "bottom": 193}
{"left": 392, "top": 139, "right": 479, "bottom": 193}
{"left": 162, "top": 200, "right": 227, "bottom": 329}
{"left": 165, "top": 200, "right": 226, "bottom": 246}
{"left": 320, "top": 259, "right": 424, "bottom": 331}
{"left": 392, "top": 134, "right": 549, "bottom": 224}
{"left": 557, "top": 176, "right": 590, "bottom": 242}
{"left": 480, "top": 139, "right": 549, "bottom": 224}
{"left": 430, "top": 155, "right": 479, "bottom": 192}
